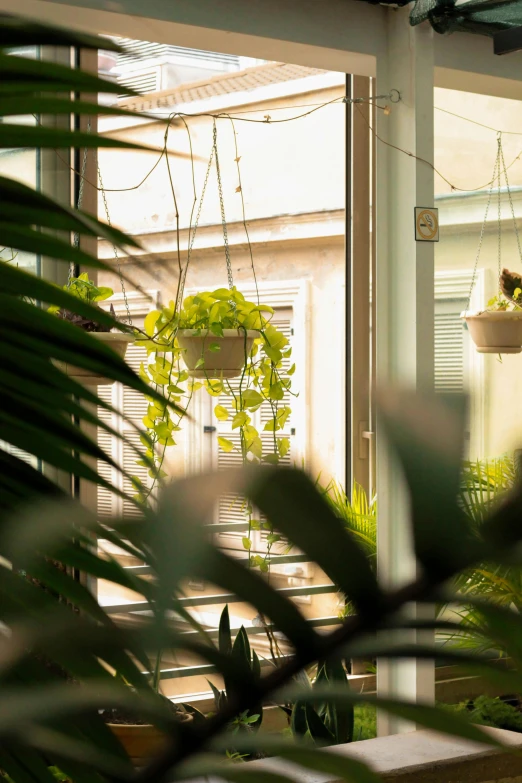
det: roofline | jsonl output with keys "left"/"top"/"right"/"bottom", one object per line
{"left": 117, "top": 59, "right": 293, "bottom": 108}
{"left": 435, "top": 185, "right": 522, "bottom": 202}
{"left": 100, "top": 69, "right": 345, "bottom": 133}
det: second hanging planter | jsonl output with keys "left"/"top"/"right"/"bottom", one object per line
{"left": 464, "top": 133, "right": 522, "bottom": 356}
{"left": 58, "top": 331, "right": 135, "bottom": 385}
{"left": 50, "top": 274, "right": 135, "bottom": 386}
{"left": 462, "top": 309, "right": 522, "bottom": 354}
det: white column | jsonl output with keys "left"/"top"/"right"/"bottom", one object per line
{"left": 375, "top": 8, "right": 435, "bottom": 735}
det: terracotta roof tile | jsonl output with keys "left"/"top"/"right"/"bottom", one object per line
{"left": 118, "top": 61, "right": 326, "bottom": 112}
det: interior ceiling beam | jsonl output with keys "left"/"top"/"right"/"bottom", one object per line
{"left": 3, "top": 0, "right": 522, "bottom": 95}
{"left": 0, "top": 0, "right": 380, "bottom": 76}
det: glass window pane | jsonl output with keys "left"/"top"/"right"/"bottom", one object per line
{"left": 96, "top": 38, "right": 351, "bottom": 701}
{"left": 0, "top": 45, "right": 40, "bottom": 466}
{"left": 435, "top": 87, "right": 522, "bottom": 459}
{"left": 0, "top": 45, "right": 39, "bottom": 275}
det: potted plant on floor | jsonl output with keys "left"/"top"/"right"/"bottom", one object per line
{"left": 50, "top": 273, "right": 134, "bottom": 384}
{"left": 102, "top": 699, "right": 192, "bottom": 767}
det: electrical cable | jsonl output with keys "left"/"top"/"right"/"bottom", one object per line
{"left": 60, "top": 94, "right": 522, "bottom": 198}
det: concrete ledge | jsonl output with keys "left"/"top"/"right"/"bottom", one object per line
{"left": 240, "top": 728, "right": 522, "bottom": 783}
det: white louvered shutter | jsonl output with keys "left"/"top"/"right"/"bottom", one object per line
{"left": 213, "top": 375, "right": 250, "bottom": 545}
{"left": 0, "top": 442, "right": 38, "bottom": 471}
{"left": 97, "top": 343, "right": 150, "bottom": 520}
{"left": 121, "top": 345, "right": 149, "bottom": 517}
{"left": 117, "top": 68, "right": 159, "bottom": 97}
{"left": 434, "top": 299, "right": 466, "bottom": 394}
{"left": 434, "top": 297, "right": 471, "bottom": 458}
{"left": 97, "top": 384, "right": 117, "bottom": 520}
{"left": 215, "top": 308, "right": 294, "bottom": 553}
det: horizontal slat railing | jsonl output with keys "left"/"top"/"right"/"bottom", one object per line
{"left": 156, "top": 654, "right": 293, "bottom": 681}
{"left": 125, "top": 552, "right": 315, "bottom": 577}
{"left": 179, "top": 615, "right": 341, "bottom": 638}
{"left": 100, "top": 518, "right": 340, "bottom": 697}
{"left": 102, "top": 584, "right": 338, "bottom": 614}
{"left": 140, "top": 619, "right": 342, "bottom": 680}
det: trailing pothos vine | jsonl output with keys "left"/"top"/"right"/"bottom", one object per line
{"left": 96, "top": 112, "right": 299, "bottom": 568}
{"left": 134, "top": 286, "right": 296, "bottom": 569}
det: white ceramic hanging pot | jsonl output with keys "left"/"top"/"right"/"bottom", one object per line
{"left": 177, "top": 328, "right": 258, "bottom": 379}
{"left": 57, "top": 332, "right": 135, "bottom": 386}
{"left": 462, "top": 310, "right": 522, "bottom": 354}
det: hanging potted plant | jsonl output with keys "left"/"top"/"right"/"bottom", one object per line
{"left": 135, "top": 285, "right": 295, "bottom": 566}
{"left": 176, "top": 288, "right": 265, "bottom": 379}
{"left": 463, "top": 271, "right": 522, "bottom": 354}
{"left": 49, "top": 273, "right": 134, "bottom": 385}
{"left": 128, "top": 120, "right": 296, "bottom": 566}
{"left": 462, "top": 134, "right": 522, "bottom": 355}
{"left": 136, "top": 285, "right": 294, "bottom": 472}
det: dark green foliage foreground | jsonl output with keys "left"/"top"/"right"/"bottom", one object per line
{"left": 446, "top": 696, "right": 522, "bottom": 734}
{"left": 5, "top": 13, "right": 522, "bottom": 783}
{"left": 353, "top": 705, "right": 377, "bottom": 741}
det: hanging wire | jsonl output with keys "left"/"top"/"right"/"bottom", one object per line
{"left": 499, "top": 131, "right": 522, "bottom": 271}
{"left": 497, "top": 134, "right": 502, "bottom": 296}
{"left": 466, "top": 132, "right": 522, "bottom": 310}
{"left": 213, "top": 121, "right": 234, "bottom": 292}
{"left": 68, "top": 118, "right": 91, "bottom": 287}
{"left": 61, "top": 85, "right": 522, "bottom": 316}
{"left": 67, "top": 116, "right": 134, "bottom": 325}
{"left": 56, "top": 96, "right": 522, "bottom": 201}
{"left": 174, "top": 136, "right": 215, "bottom": 311}
{"left": 98, "top": 162, "right": 133, "bottom": 327}
{"left": 435, "top": 105, "right": 522, "bottom": 137}
{"left": 226, "top": 114, "right": 260, "bottom": 306}
{"left": 466, "top": 143, "right": 500, "bottom": 312}
{"left": 173, "top": 121, "right": 238, "bottom": 311}
{"left": 55, "top": 93, "right": 394, "bottom": 194}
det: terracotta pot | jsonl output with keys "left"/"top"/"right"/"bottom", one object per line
{"left": 177, "top": 328, "right": 258, "bottom": 379}
{"left": 109, "top": 715, "right": 192, "bottom": 766}
{"left": 462, "top": 310, "right": 522, "bottom": 354}
{"left": 56, "top": 332, "right": 135, "bottom": 385}
{"left": 108, "top": 723, "right": 169, "bottom": 767}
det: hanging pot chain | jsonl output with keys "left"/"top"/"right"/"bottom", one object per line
{"left": 466, "top": 145, "right": 499, "bottom": 312}
{"left": 213, "top": 121, "right": 234, "bottom": 292}
{"left": 68, "top": 118, "right": 132, "bottom": 326}
{"left": 466, "top": 132, "right": 522, "bottom": 311}
{"left": 499, "top": 132, "right": 522, "bottom": 271}
{"left": 97, "top": 163, "right": 132, "bottom": 327}
{"left": 175, "top": 123, "right": 234, "bottom": 310}
{"left": 175, "top": 142, "right": 215, "bottom": 311}
{"left": 68, "top": 119, "right": 91, "bottom": 287}
{"left": 497, "top": 134, "right": 502, "bottom": 295}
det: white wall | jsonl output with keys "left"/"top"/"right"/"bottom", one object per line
{"left": 98, "top": 79, "right": 347, "bottom": 485}
{"left": 435, "top": 87, "right": 522, "bottom": 459}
